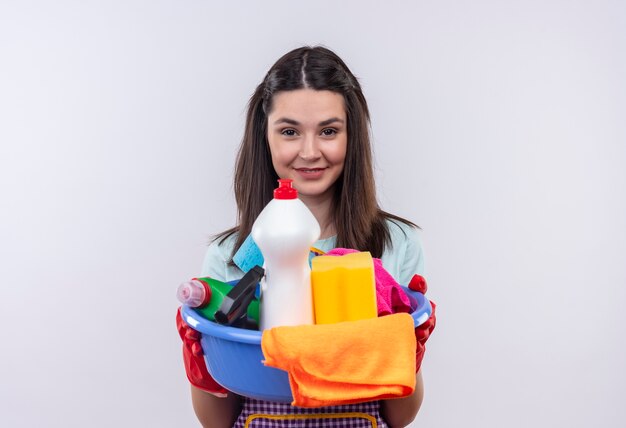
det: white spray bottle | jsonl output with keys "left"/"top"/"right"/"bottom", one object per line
{"left": 252, "top": 179, "right": 320, "bottom": 330}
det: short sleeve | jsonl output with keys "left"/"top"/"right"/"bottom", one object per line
{"left": 200, "top": 234, "right": 243, "bottom": 282}
{"left": 398, "top": 224, "right": 425, "bottom": 282}
{"left": 201, "top": 240, "right": 227, "bottom": 280}
{"left": 381, "top": 220, "right": 425, "bottom": 285}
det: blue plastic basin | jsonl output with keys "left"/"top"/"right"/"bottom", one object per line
{"left": 181, "top": 286, "right": 431, "bottom": 402}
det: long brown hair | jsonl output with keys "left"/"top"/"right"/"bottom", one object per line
{"left": 217, "top": 46, "right": 416, "bottom": 258}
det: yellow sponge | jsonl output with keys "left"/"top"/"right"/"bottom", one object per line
{"left": 311, "top": 251, "right": 377, "bottom": 324}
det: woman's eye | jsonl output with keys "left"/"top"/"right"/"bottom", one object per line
{"left": 281, "top": 129, "right": 297, "bottom": 137}
{"left": 321, "top": 128, "right": 337, "bottom": 136}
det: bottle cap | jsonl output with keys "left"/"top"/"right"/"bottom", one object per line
{"left": 274, "top": 179, "right": 298, "bottom": 200}
{"left": 177, "top": 279, "right": 211, "bottom": 307}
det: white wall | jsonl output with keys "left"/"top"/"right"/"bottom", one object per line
{"left": 1, "top": 1, "right": 624, "bottom": 427}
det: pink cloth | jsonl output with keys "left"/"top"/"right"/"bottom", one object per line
{"left": 325, "top": 248, "right": 412, "bottom": 316}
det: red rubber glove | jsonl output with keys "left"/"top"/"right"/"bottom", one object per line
{"left": 408, "top": 274, "right": 437, "bottom": 373}
{"left": 176, "top": 307, "right": 228, "bottom": 396}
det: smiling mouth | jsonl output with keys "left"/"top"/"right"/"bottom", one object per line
{"left": 296, "top": 168, "right": 326, "bottom": 172}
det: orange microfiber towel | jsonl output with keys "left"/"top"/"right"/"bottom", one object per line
{"left": 261, "top": 313, "right": 417, "bottom": 408}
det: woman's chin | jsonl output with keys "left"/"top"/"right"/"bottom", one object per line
{"left": 293, "top": 183, "right": 335, "bottom": 201}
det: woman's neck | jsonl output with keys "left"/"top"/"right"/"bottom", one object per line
{"left": 300, "top": 193, "right": 336, "bottom": 239}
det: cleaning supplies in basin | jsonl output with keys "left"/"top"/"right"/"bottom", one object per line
{"left": 311, "top": 251, "right": 377, "bottom": 324}
{"left": 252, "top": 179, "right": 320, "bottom": 330}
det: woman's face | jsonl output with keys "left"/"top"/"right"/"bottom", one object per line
{"left": 266, "top": 89, "right": 347, "bottom": 204}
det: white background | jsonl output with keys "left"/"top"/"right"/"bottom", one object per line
{"left": 1, "top": 1, "right": 625, "bottom": 427}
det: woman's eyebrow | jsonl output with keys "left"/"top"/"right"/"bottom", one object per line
{"left": 273, "top": 118, "right": 300, "bottom": 126}
{"left": 318, "top": 117, "right": 344, "bottom": 127}
{"left": 272, "top": 117, "right": 345, "bottom": 126}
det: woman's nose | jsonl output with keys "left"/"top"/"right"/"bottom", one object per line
{"left": 299, "top": 135, "right": 321, "bottom": 160}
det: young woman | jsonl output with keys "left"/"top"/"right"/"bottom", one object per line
{"left": 180, "top": 46, "right": 434, "bottom": 428}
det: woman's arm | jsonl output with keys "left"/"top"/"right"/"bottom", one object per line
{"left": 380, "top": 371, "right": 424, "bottom": 428}
{"left": 190, "top": 386, "right": 242, "bottom": 428}
{"left": 191, "top": 238, "right": 245, "bottom": 427}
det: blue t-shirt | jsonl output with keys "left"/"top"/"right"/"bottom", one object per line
{"left": 201, "top": 219, "right": 424, "bottom": 285}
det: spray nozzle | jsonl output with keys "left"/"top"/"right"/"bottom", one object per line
{"left": 214, "top": 265, "right": 265, "bottom": 326}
